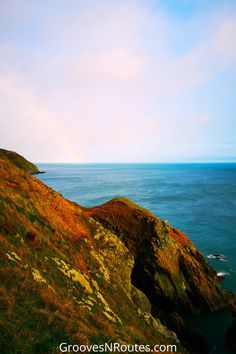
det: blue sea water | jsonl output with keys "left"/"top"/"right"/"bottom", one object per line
{"left": 37, "top": 163, "right": 236, "bottom": 353}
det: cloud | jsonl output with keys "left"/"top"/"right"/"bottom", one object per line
{"left": 0, "top": 70, "right": 83, "bottom": 162}
{"left": 214, "top": 16, "right": 236, "bottom": 61}
{"left": 76, "top": 49, "right": 145, "bottom": 84}
{"left": 0, "top": 0, "right": 235, "bottom": 161}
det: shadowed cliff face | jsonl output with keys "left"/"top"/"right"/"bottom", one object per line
{"left": 0, "top": 149, "right": 234, "bottom": 354}
{"left": 86, "top": 198, "right": 231, "bottom": 316}
{"left": 226, "top": 304, "right": 236, "bottom": 352}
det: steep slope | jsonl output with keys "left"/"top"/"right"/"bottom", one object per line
{"left": 0, "top": 148, "right": 41, "bottom": 174}
{"left": 0, "top": 152, "right": 186, "bottom": 353}
{"left": 86, "top": 197, "right": 231, "bottom": 314}
{"left": 226, "top": 304, "right": 236, "bottom": 352}
{"left": 0, "top": 150, "right": 234, "bottom": 353}
{"left": 86, "top": 198, "right": 234, "bottom": 349}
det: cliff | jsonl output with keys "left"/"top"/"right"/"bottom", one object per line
{"left": 0, "top": 148, "right": 41, "bottom": 174}
{"left": 226, "top": 304, "right": 236, "bottom": 352}
{"left": 86, "top": 198, "right": 230, "bottom": 315}
{"left": 0, "top": 149, "right": 234, "bottom": 353}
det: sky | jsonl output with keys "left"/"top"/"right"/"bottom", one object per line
{"left": 0, "top": 0, "right": 235, "bottom": 163}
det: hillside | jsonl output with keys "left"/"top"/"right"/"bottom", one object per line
{"left": 0, "top": 148, "right": 41, "bottom": 175}
{"left": 0, "top": 149, "right": 234, "bottom": 354}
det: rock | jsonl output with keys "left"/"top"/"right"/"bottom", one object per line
{"left": 226, "top": 304, "right": 236, "bottom": 352}
{"left": 0, "top": 152, "right": 186, "bottom": 353}
{"left": 86, "top": 197, "right": 234, "bottom": 350}
{"left": 165, "top": 312, "right": 208, "bottom": 354}
{"left": 0, "top": 151, "right": 235, "bottom": 354}
{"left": 207, "top": 254, "right": 227, "bottom": 261}
{"left": 86, "top": 197, "right": 232, "bottom": 315}
{"left": 216, "top": 271, "right": 229, "bottom": 281}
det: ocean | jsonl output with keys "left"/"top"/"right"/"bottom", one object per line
{"left": 37, "top": 163, "right": 236, "bottom": 354}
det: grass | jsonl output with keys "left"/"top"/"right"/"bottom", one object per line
{"left": 2, "top": 150, "right": 224, "bottom": 354}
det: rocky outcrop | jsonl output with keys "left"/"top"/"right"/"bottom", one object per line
{"left": 85, "top": 198, "right": 234, "bottom": 352}
{"left": 0, "top": 151, "right": 186, "bottom": 353}
{"left": 0, "top": 149, "right": 234, "bottom": 354}
{"left": 86, "top": 197, "right": 232, "bottom": 315}
{"left": 0, "top": 148, "right": 42, "bottom": 174}
{"left": 226, "top": 304, "right": 236, "bottom": 352}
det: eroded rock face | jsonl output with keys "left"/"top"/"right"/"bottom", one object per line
{"left": 0, "top": 149, "right": 234, "bottom": 354}
{"left": 86, "top": 197, "right": 232, "bottom": 315}
{"left": 86, "top": 198, "right": 234, "bottom": 352}
{"left": 0, "top": 151, "right": 187, "bottom": 353}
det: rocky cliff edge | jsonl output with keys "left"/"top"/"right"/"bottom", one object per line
{"left": 0, "top": 149, "right": 234, "bottom": 353}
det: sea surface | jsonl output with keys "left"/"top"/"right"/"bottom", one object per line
{"left": 37, "top": 163, "right": 236, "bottom": 354}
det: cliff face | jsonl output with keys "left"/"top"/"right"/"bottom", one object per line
{"left": 86, "top": 198, "right": 231, "bottom": 315}
{"left": 0, "top": 149, "right": 233, "bottom": 353}
{"left": 0, "top": 148, "right": 41, "bottom": 174}
{"left": 226, "top": 304, "right": 236, "bottom": 352}
{"left": 85, "top": 198, "right": 234, "bottom": 350}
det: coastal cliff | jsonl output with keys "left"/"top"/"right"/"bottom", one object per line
{"left": 0, "top": 149, "right": 234, "bottom": 353}
{"left": 0, "top": 148, "right": 41, "bottom": 175}
{"left": 86, "top": 198, "right": 230, "bottom": 315}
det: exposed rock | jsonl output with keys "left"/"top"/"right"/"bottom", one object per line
{"left": 0, "top": 151, "right": 187, "bottom": 353}
{"left": 86, "top": 197, "right": 232, "bottom": 315}
{"left": 86, "top": 197, "right": 234, "bottom": 350}
{"left": 0, "top": 150, "right": 234, "bottom": 354}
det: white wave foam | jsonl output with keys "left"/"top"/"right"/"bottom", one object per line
{"left": 207, "top": 254, "right": 227, "bottom": 261}
{"left": 217, "top": 271, "right": 230, "bottom": 277}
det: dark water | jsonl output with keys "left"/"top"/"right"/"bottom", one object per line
{"left": 37, "top": 163, "right": 236, "bottom": 354}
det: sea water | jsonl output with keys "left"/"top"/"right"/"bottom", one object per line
{"left": 37, "top": 163, "right": 236, "bottom": 354}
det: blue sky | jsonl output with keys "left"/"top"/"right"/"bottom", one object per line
{"left": 0, "top": 0, "right": 235, "bottom": 162}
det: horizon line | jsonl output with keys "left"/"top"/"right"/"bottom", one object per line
{"left": 35, "top": 160, "right": 236, "bottom": 164}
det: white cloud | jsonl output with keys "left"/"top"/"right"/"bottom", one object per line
{"left": 214, "top": 16, "right": 236, "bottom": 61}
{"left": 0, "top": 70, "right": 83, "bottom": 162}
{"left": 0, "top": 0, "right": 235, "bottom": 161}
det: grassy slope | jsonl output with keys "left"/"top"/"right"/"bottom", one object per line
{"left": 0, "top": 153, "right": 185, "bottom": 353}
{"left": 0, "top": 148, "right": 40, "bottom": 174}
